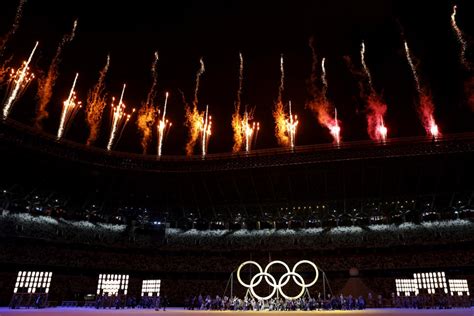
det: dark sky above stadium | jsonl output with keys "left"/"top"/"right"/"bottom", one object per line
{"left": 0, "top": 0, "right": 473, "bottom": 155}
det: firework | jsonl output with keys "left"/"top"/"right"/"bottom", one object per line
{"left": 0, "top": 0, "right": 26, "bottom": 58}
{"left": 0, "top": 63, "right": 11, "bottom": 86}
{"left": 420, "top": 93, "right": 440, "bottom": 138}
{"left": 2, "top": 41, "right": 38, "bottom": 120}
{"left": 231, "top": 112, "right": 242, "bottom": 152}
{"left": 137, "top": 52, "right": 160, "bottom": 154}
{"left": 86, "top": 55, "right": 110, "bottom": 145}
{"left": 451, "top": 5, "right": 468, "bottom": 69}
{"left": 273, "top": 55, "right": 290, "bottom": 146}
{"left": 231, "top": 53, "right": 260, "bottom": 153}
{"left": 146, "top": 51, "right": 159, "bottom": 107}
{"left": 286, "top": 101, "right": 298, "bottom": 148}
{"left": 320, "top": 57, "right": 340, "bottom": 143}
{"left": 107, "top": 84, "right": 135, "bottom": 151}
{"left": 360, "top": 42, "right": 373, "bottom": 90}
{"left": 242, "top": 107, "right": 259, "bottom": 153}
{"left": 185, "top": 58, "right": 205, "bottom": 156}
{"left": 404, "top": 41, "right": 440, "bottom": 138}
{"left": 200, "top": 105, "right": 212, "bottom": 157}
{"left": 306, "top": 38, "right": 341, "bottom": 144}
{"left": 194, "top": 58, "right": 205, "bottom": 108}
{"left": 360, "top": 41, "right": 388, "bottom": 141}
{"left": 377, "top": 118, "right": 388, "bottom": 141}
{"left": 232, "top": 53, "right": 244, "bottom": 153}
{"left": 157, "top": 92, "right": 171, "bottom": 157}
{"left": 136, "top": 103, "right": 156, "bottom": 154}
{"left": 404, "top": 41, "right": 421, "bottom": 93}
{"left": 451, "top": 5, "right": 474, "bottom": 110}
{"left": 57, "top": 73, "right": 81, "bottom": 139}
{"left": 36, "top": 19, "right": 78, "bottom": 128}
{"left": 330, "top": 108, "right": 341, "bottom": 145}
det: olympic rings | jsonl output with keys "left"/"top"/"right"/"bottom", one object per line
{"left": 236, "top": 260, "right": 319, "bottom": 300}
{"left": 237, "top": 261, "right": 263, "bottom": 288}
{"left": 264, "top": 260, "right": 291, "bottom": 287}
{"left": 278, "top": 272, "right": 306, "bottom": 300}
{"left": 249, "top": 272, "right": 278, "bottom": 300}
{"left": 292, "top": 260, "right": 319, "bottom": 288}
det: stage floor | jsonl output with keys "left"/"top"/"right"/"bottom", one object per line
{"left": 0, "top": 308, "right": 473, "bottom": 316}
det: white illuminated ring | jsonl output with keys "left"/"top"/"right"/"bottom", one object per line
{"left": 292, "top": 260, "right": 319, "bottom": 288}
{"left": 237, "top": 261, "right": 263, "bottom": 288}
{"left": 236, "top": 260, "right": 320, "bottom": 300}
{"left": 249, "top": 272, "right": 278, "bottom": 301}
{"left": 263, "top": 260, "right": 291, "bottom": 287}
{"left": 278, "top": 272, "right": 306, "bottom": 300}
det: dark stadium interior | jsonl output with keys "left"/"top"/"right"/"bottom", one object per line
{"left": 1, "top": 119, "right": 473, "bottom": 308}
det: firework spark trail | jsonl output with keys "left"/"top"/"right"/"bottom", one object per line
{"left": 451, "top": 5, "right": 474, "bottom": 110}
{"left": 157, "top": 92, "right": 170, "bottom": 157}
{"left": 308, "top": 37, "right": 319, "bottom": 98}
{"left": 273, "top": 54, "right": 289, "bottom": 146}
{"left": 137, "top": 52, "right": 160, "bottom": 154}
{"left": 193, "top": 58, "right": 205, "bottom": 109}
{"left": 230, "top": 52, "right": 260, "bottom": 153}
{"left": 286, "top": 101, "right": 298, "bottom": 148}
{"left": 146, "top": 51, "right": 159, "bottom": 107}
{"left": 86, "top": 55, "right": 110, "bottom": 145}
{"left": 360, "top": 42, "right": 373, "bottom": 89}
{"left": 360, "top": 41, "right": 388, "bottom": 141}
{"left": 236, "top": 52, "right": 243, "bottom": 110}
{"left": 253, "top": 121, "right": 260, "bottom": 148}
{"left": 3, "top": 41, "right": 38, "bottom": 119}
{"left": 451, "top": 5, "right": 469, "bottom": 69}
{"left": 366, "top": 93, "right": 388, "bottom": 141}
{"left": 35, "top": 19, "right": 78, "bottom": 128}
{"left": 321, "top": 58, "right": 340, "bottom": 143}
{"left": 321, "top": 57, "right": 328, "bottom": 98}
{"left": 404, "top": 40, "right": 440, "bottom": 137}
{"left": 278, "top": 54, "right": 284, "bottom": 104}
{"left": 0, "top": 63, "right": 11, "bottom": 86}
{"left": 137, "top": 103, "right": 157, "bottom": 154}
{"left": 242, "top": 110, "right": 250, "bottom": 152}
{"left": 404, "top": 41, "right": 421, "bottom": 93}
{"left": 306, "top": 40, "right": 340, "bottom": 144}
{"left": 201, "top": 104, "right": 212, "bottom": 157}
{"left": 232, "top": 53, "right": 244, "bottom": 152}
{"left": 107, "top": 84, "right": 133, "bottom": 151}
{"left": 0, "top": 0, "right": 26, "bottom": 58}
{"left": 330, "top": 109, "right": 341, "bottom": 144}
{"left": 57, "top": 73, "right": 81, "bottom": 139}
{"left": 420, "top": 93, "right": 439, "bottom": 138}
{"left": 185, "top": 59, "right": 205, "bottom": 156}
{"left": 241, "top": 106, "right": 259, "bottom": 153}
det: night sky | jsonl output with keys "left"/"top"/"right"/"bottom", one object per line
{"left": 0, "top": 0, "right": 473, "bottom": 155}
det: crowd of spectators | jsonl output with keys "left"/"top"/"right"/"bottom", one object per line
{"left": 1, "top": 240, "right": 473, "bottom": 276}
{"left": 1, "top": 211, "right": 473, "bottom": 252}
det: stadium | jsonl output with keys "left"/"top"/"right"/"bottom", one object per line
{"left": 0, "top": 0, "right": 473, "bottom": 315}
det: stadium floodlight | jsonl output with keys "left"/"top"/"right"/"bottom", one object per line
{"left": 448, "top": 279, "right": 469, "bottom": 296}
{"left": 141, "top": 280, "right": 161, "bottom": 297}
{"left": 397, "top": 272, "right": 470, "bottom": 296}
{"left": 97, "top": 274, "right": 129, "bottom": 296}
{"left": 13, "top": 271, "right": 52, "bottom": 295}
